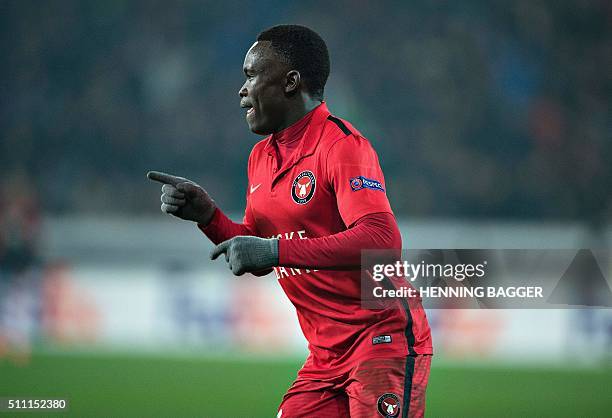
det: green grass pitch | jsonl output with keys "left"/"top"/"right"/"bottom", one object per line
{"left": 1, "top": 353, "right": 611, "bottom": 417}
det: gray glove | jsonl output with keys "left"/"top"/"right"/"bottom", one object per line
{"left": 210, "top": 236, "right": 279, "bottom": 276}
{"left": 147, "top": 171, "right": 216, "bottom": 225}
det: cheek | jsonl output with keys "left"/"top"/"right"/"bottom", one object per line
{"left": 255, "top": 77, "right": 282, "bottom": 99}
{"left": 258, "top": 87, "right": 284, "bottom": 111}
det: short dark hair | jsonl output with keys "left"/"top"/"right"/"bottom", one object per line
{"left": 257, "top": 24, "right": 330, "bottom": 100}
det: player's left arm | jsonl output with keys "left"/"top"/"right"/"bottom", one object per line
{"left": 278, "top": 211, "right": 401, "bottom": 269}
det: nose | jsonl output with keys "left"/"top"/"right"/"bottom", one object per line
{"left": 238, "top": 82, "right": 247, "bottom": 98}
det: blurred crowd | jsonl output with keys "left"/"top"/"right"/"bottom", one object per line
{"left": 1, "top": 0, "right": 611, "bottom": 222}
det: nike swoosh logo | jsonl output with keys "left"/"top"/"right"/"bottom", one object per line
{"left": 250, "top": 183, "right": 262, "bottom": 193}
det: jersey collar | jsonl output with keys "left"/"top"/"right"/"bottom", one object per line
{"left": 263, "top": 101, "right": 330, "bottom": 160}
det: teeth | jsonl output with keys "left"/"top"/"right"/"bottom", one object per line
{"left": 247, "top": 108, "right": 254, "bottom": 114}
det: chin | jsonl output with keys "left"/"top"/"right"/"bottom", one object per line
{"left": 248, "top": 122, "right": 272, "bottom": 136}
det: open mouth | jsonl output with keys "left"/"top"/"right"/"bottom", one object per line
{"left": 246, "top": 107, "right": 255, "bottom": 115}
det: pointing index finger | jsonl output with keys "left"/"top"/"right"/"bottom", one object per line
{"left": 210, "top": 240, "right": 231, "bottom": 261}
{"left": 147, "top": 171, "right": 182, "bottom": 186}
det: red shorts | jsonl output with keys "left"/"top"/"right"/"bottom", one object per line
{"left": 277, "top": 355, "right": 431, "bottom": 418}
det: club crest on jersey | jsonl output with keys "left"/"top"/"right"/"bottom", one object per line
{"left": 350, "top": 176, "right": 385, "bottom": 192}
{"left": 377, "top": 393, "right": 400, "bottom": 418}
{"left": 291, "top": 170, "right": 316, "bottom": 204}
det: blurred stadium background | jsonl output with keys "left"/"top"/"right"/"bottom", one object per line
{"left": 1, "top": 1, "right": 611, "bottom": 417}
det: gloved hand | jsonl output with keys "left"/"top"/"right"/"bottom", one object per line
{"left": 147, "top": 171, "right": 216, "bottom": 225}
{"left": 210, "top": 236, "right": 279, "bottom": 276}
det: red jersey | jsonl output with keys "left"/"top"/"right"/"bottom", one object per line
{"left": 205, "top": 102, "right": 432, "bottom": 377}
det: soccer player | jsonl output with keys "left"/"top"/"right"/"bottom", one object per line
{"left": 148, "top": 25, "right": 432, "bottom": 418}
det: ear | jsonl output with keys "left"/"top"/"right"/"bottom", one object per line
{"left": 285, "top": 70, "right": 301, "bottom": 94}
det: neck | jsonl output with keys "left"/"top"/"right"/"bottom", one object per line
{"left": 275, "top": 95, "right": 321, "bottom": 133}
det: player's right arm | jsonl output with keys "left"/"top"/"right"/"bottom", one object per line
{"left": 147, "top": 170, "right": 256, "bottom": 244}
